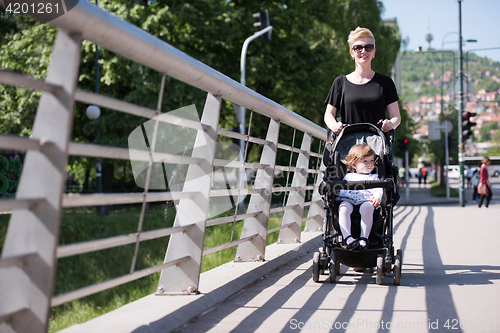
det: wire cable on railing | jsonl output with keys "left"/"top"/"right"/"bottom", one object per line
{"left": 229, "top": 109, "right": 255, "bottom": 243}
{"left": 129, "top": 73, "right": 167, "bottom": 274}
{"left": 309, "top": 138, "right": 324, "bottom": 203}
{"left": 279, "top": 127, "right": 297, "bottom": 227}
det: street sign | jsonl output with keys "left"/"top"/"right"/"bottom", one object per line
{"left": 428, "top": 121, "right": 441, "bottom": 140}
{"left": 441, "top": 120, "right": 453, "bottom": 134}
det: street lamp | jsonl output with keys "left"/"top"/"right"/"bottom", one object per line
{"left": 238, "top": 10, "right": 273, "bottom": 155}
{"left": 458, "top": 0, "right": 466, "bottom": 207}
{"left": 86, "top": 105, "right": 107, "bottom": 215}
{"left": 441, "top": 32, "right": 457, "bottom": 115}
{"left": 465, "top": 46, "right": 500, "bottom": 79}
{"left": 87, "top": 0, "right": 108, "bottom": 215}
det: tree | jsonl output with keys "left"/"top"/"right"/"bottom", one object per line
{"left": 0, "top": 0, "right": 402, "bottom": 189}
{"left": 479, "top": 121, "right": 499, "bottom": 142}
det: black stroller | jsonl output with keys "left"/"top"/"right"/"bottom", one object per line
{"left": 313, "top": 122, "right": 402, "bottom": 285}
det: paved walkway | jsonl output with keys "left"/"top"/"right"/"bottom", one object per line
{"left": 175, "top": 202, "right": 500, "bottom": 333}
{"left": 397, "top": 177, "right": 500, "bottom": 206}
{"left": 397, "top": 180, "right": 458, "bottom": 206}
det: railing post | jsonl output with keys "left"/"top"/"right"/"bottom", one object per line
{"left": 278, "top": 133, "right": 312, "bottom": 243}
{"left": 156, "top": 93, "right": 221, "bottom": 295}
{"left": 0, "top": 31, "right": 81, "bottom": 333}
{"left": 305, "top": 164, "right": 325, "bottom": 231}
{"left": 235, "top": 119, "right": 280, "bottom": 261}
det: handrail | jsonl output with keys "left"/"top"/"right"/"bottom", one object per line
{"left": 0, "top": 1, "right": 327, "bottom": 331}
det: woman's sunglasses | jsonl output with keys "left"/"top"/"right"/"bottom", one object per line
{"left": 352, "top": 44, "right": 375, "bottom": 53}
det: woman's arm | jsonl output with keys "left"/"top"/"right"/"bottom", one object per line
{"left": 324, "top": 104, "right": 343, "bottom": 135}
{"left": 380, "top": 101, "right": 401, "bottom": 132}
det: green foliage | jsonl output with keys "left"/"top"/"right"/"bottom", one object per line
{"left": 487, "top": 129, "right": 500, "bottom": 156}
{"left": 430, "top": 179, "right": 458, "bottom": 197}
{"left": 0, "top": 214, "right": 8, "bottom": 254}
{"left": 399, "top": 50, "right": 500, "bottom": 104}
{"left": 479, "top": 121, "right": 499, "bottom": 142}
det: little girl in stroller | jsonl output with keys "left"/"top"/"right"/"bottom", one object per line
{"left": 313, "top": 123, "right": 402, "bottom": 285}
{"left": 337, "top": 143, "right": 383, "bottom": 251}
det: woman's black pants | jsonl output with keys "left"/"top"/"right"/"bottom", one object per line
{"left": 478, "top": 185, "right": 493, "bottom": 208}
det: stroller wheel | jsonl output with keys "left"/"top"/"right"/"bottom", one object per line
{"left": 312, "top": 251, "right": 320, "bottom": 282}
{"left": 397, "top": 249, "right": 403, "bottom": 263}
{"left": 329, "top": 253, "right": 338, "bottom": 283}
{"left": 394, "top": 254, "right": 402, "bottom": 285}
{"left": 319, "top": 248, "right": 325, "bottom": 275}
{"left": 376, "top": 254, "right": 384, "bottom": 285}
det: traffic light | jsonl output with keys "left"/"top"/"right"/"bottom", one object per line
{"left": 462, "top": 111, "right": 476, "bottom": 140}
{"left": 252, "top": 9, "right": 271, "bottom": 41}
{"left": 397, "top": 137, "right": 409, "bottom": 154}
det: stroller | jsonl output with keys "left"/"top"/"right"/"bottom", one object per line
{"left": 313, "top": 122, "right": 402, "bottom": 285}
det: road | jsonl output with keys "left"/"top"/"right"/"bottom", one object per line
{"left": 174, "top": 196, "right": 500, "bottom": 332}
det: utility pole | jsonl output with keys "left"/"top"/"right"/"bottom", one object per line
{"left": 457, "top": 0, "right": 465, "bottom": 207}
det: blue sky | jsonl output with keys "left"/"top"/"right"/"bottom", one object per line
{"left": 379, "top": 0, "right": 500, "bottom": 63}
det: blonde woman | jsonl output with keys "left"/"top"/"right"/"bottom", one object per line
{"left": 324, "top": 27, "right": 401, "bottom": 134}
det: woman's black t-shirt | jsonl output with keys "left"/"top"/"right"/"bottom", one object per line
{"left": 324, "top": 73, "right": 399, "bottom": 125}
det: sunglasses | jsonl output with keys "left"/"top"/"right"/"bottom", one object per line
{"left": 352, "top": 44, "right": 375, "bottom": 53}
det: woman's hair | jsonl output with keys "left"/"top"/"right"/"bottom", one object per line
{"left": 348, "top": 27, "right": 375, "bottom": 49}
{"left": 482, "top": 156, "right": 491, "bottom": 165}
{"left": 342, "top": 143, "right": 376, "bottom": 172}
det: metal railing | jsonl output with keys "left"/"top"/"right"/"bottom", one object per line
{"left": 0, "top": 2, "right": 326, "bottom": 332}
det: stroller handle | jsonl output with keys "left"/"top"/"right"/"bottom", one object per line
{"left": 319, "top": 179, "right": 395, "bottom": 195}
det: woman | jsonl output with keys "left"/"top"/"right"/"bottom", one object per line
{"left": 324, "top": 27, "right": 401, "bottom": 134}
{"left": 478, "top": 157, "right": 493, "bottom": 208}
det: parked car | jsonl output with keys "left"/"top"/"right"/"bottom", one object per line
{"left": 444, "top": 165, "right": 469, "bottom": 179}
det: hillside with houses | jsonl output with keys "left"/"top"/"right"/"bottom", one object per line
{"left": 400, "top": 51, "right": 500, "bottom": 156}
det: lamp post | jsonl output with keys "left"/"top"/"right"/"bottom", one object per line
{"left": 239, "top": 24, "right": 273, "bottom": 154}
{"left": 441, "top": 32, "right": 458, "bottom": 116}
{"left": 457, "top": 0, "right": 466, "bottom": 207}
{"left": 86, "top": 105, "right": 107, "bottom": 215}
{"left": 465, "top": 47, "right": 500, "bottom": 79}
{"left": 87, "top": 0, "right": 107, "bottom": 215}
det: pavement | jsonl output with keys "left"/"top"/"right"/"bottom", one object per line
{"left": 397, "top": 180, "right": 458, "bottom": 206}
{"left": 175, "top": 196, "right": 500, "bottom": 333}
{"left": 397, "top": 177, "right": 500, "bottom": 206}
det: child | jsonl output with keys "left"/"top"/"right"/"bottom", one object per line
{"left": 337, "top": 143, "right": 383, "bottom": 251}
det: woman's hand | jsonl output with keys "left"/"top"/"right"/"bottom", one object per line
{"left": 380, "top": 119, "right": 395, "bottom": 132}
{"left": 324, "top": 104, "right": 343, "bottom": 135}
{"left": 368, "top": 197, "right": 381, "bottom": 207}
{"left": 331, "top": 121, "right": 344, "bottom": 135}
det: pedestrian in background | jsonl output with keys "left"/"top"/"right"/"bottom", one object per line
{"left": 421, "top": 166, "right": 428, "bottom": 185}
{"left": 478, "top": 157, "right": 493, "bottom": 208}
{"left": 471, "top": 169, "right": 480, "bottom": 203}
{"left": 417, "top": 168, "right": 422, "bottom": 187}
{"left": 398, "top": 166, "right": 406, "bottom": 186}
{"left": 466, "top": 167, "right": 474, "bottom": 188}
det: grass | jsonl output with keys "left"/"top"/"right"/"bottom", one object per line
{"left": 0, "top": 203, "right": 299, "bottom": 332}
{"left": 430, "top": 179, "right": 459, "bottom": 197}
